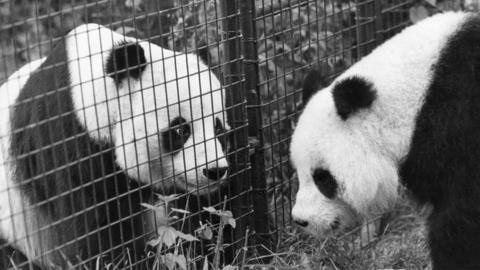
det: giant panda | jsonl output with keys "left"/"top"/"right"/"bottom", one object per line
{"left": 0, "top": 23, "right": 230, "bottom": 269}
{"left": 290, "top": 12, "right": 480, "bottom": 270}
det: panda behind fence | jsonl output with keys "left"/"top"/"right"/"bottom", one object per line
{"left": 0, "top": 24, "right": 230, "bottom": 269}
{"left": 291, "top": 11, "right": 480, "bottom": 270}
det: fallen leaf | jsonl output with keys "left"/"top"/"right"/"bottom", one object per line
{"left": 157, "top": 226, "right": 177, "bottom": 248}
{"left": 196, "top": 224, "right": 213, "bottom": 240}
{"left": 174, "top": 230, "right": 199, "bottom": 242}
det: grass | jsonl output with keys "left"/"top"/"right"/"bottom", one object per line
{"left": 267, "top": 200, "right": 431, "bottom": 270}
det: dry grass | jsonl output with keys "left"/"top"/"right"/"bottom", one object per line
{"left": 266, "top": 201, "right": 431, "bottom": 270}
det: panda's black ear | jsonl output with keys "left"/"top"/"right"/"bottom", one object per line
{"left": 106, "top": 42, "right": 147, "bottom": 83}
{"left": 332, "top": 76, "right": 376, "bottom": 120}
{"left": 302, "top": 68, "right": 327, "bottom": 104}
{"left": 197, "top": 45, "right": 210, "bottom": 66}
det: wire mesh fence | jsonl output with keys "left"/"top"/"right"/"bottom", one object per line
{"left": 0, "top": 0, "right": 414, "bottom": 269}
{"left": 255, "top": 0, "right": 412, "bottom": 247}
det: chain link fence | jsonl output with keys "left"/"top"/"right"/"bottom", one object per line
{"left": 0, "top": 0, "right": 414, "bottom": 269}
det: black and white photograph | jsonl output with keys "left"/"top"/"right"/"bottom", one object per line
{"left": 1, "top": 0, "right": 480, "bottom": 269}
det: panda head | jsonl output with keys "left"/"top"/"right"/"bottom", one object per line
{"left": 290, "top": 74, "right": 396, "bottom": 235}
{"left": 290, "top": 60, "right": 407, "bottom": 234}
{"left": 66, "top": 24, "right": 229, "bottom": 195}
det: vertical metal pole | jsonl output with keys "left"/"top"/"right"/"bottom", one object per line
{"left": 222, "top": 0, "right": 271, "bottom": 260}
{"left": 221, "top": 0, "right": 251, "bottom": 264}
{"left": 240, "top": 0, "right": 271, "bottom": 255}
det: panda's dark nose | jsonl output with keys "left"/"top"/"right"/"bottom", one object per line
{"left": 294, "top": 219, "right": 309, "bottom": 227}
{"left": 203, "top": 167, "right": 228, "bottom": 181}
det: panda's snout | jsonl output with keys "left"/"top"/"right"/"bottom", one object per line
{"left": 203, "top": 166, "right": 228, "bottom": 181}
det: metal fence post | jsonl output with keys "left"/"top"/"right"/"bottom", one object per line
{"left": 221, "top": 0, "right": 253, "bottom": 263}
{"left": 239, "top": 0, "right": 272, "bottom": 255}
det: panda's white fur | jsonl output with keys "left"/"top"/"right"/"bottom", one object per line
{"left": 0, "top": 24, "right": 229, "bottom": 268}
{"left": 291, "top": 11, "right": 480, "bottom": 269}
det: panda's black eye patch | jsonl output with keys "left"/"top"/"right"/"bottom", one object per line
{"left": 162, "top": 117, "right": 191, "bottom": 153}
{"left": 312, "top": 169, "right": 338, "bottom": 199}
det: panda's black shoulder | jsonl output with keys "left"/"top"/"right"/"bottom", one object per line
{"left": 400, "top": 14, "right": 480, "bottom": 207}
{"left": 15, "top": 40, "right": 69, "bottom": 104}
{"left": 10, "top": 38, "right": 121, "bottom": 214}
{"left": 399, "top": 14, "right": 480, "bottom": 268}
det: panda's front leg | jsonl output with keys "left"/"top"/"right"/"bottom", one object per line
{"left": 428, "top": 207, "right": 480, "bottom": 270}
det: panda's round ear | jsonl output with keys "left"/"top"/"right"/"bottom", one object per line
{"left": 332, "top": 77, "right": 376, "bottom": 120}
{"left": 106, "top": 41, "right": 147, "bottom": 83}
{"left": 302, "top": 68, "right": 328, "bottom": 105}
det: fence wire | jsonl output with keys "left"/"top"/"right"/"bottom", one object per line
{"left": 254, "top": 0, "right": 412, "bottom": 246}
{"left": 0, "top": 0, "right": 413, "bottom": 269}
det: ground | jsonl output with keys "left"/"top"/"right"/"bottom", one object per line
{"left": 269, "top": 201, "right": 431, "bottom": 270}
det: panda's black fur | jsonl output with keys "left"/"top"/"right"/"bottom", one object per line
{"left": 400, "top": 15, "right": 480, "bottom": 270}
{"left": 7, "top": 38, "right": 150, "bottom": 269}
{"left": 291, "top": 12, "right": 480, "bottom": 270}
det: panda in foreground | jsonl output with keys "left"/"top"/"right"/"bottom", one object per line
{"left": 0, "top": 24, "right": 229, "bottom": 268}
{"left": 291, "top": 12, "right": 480, "bottom": 270}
